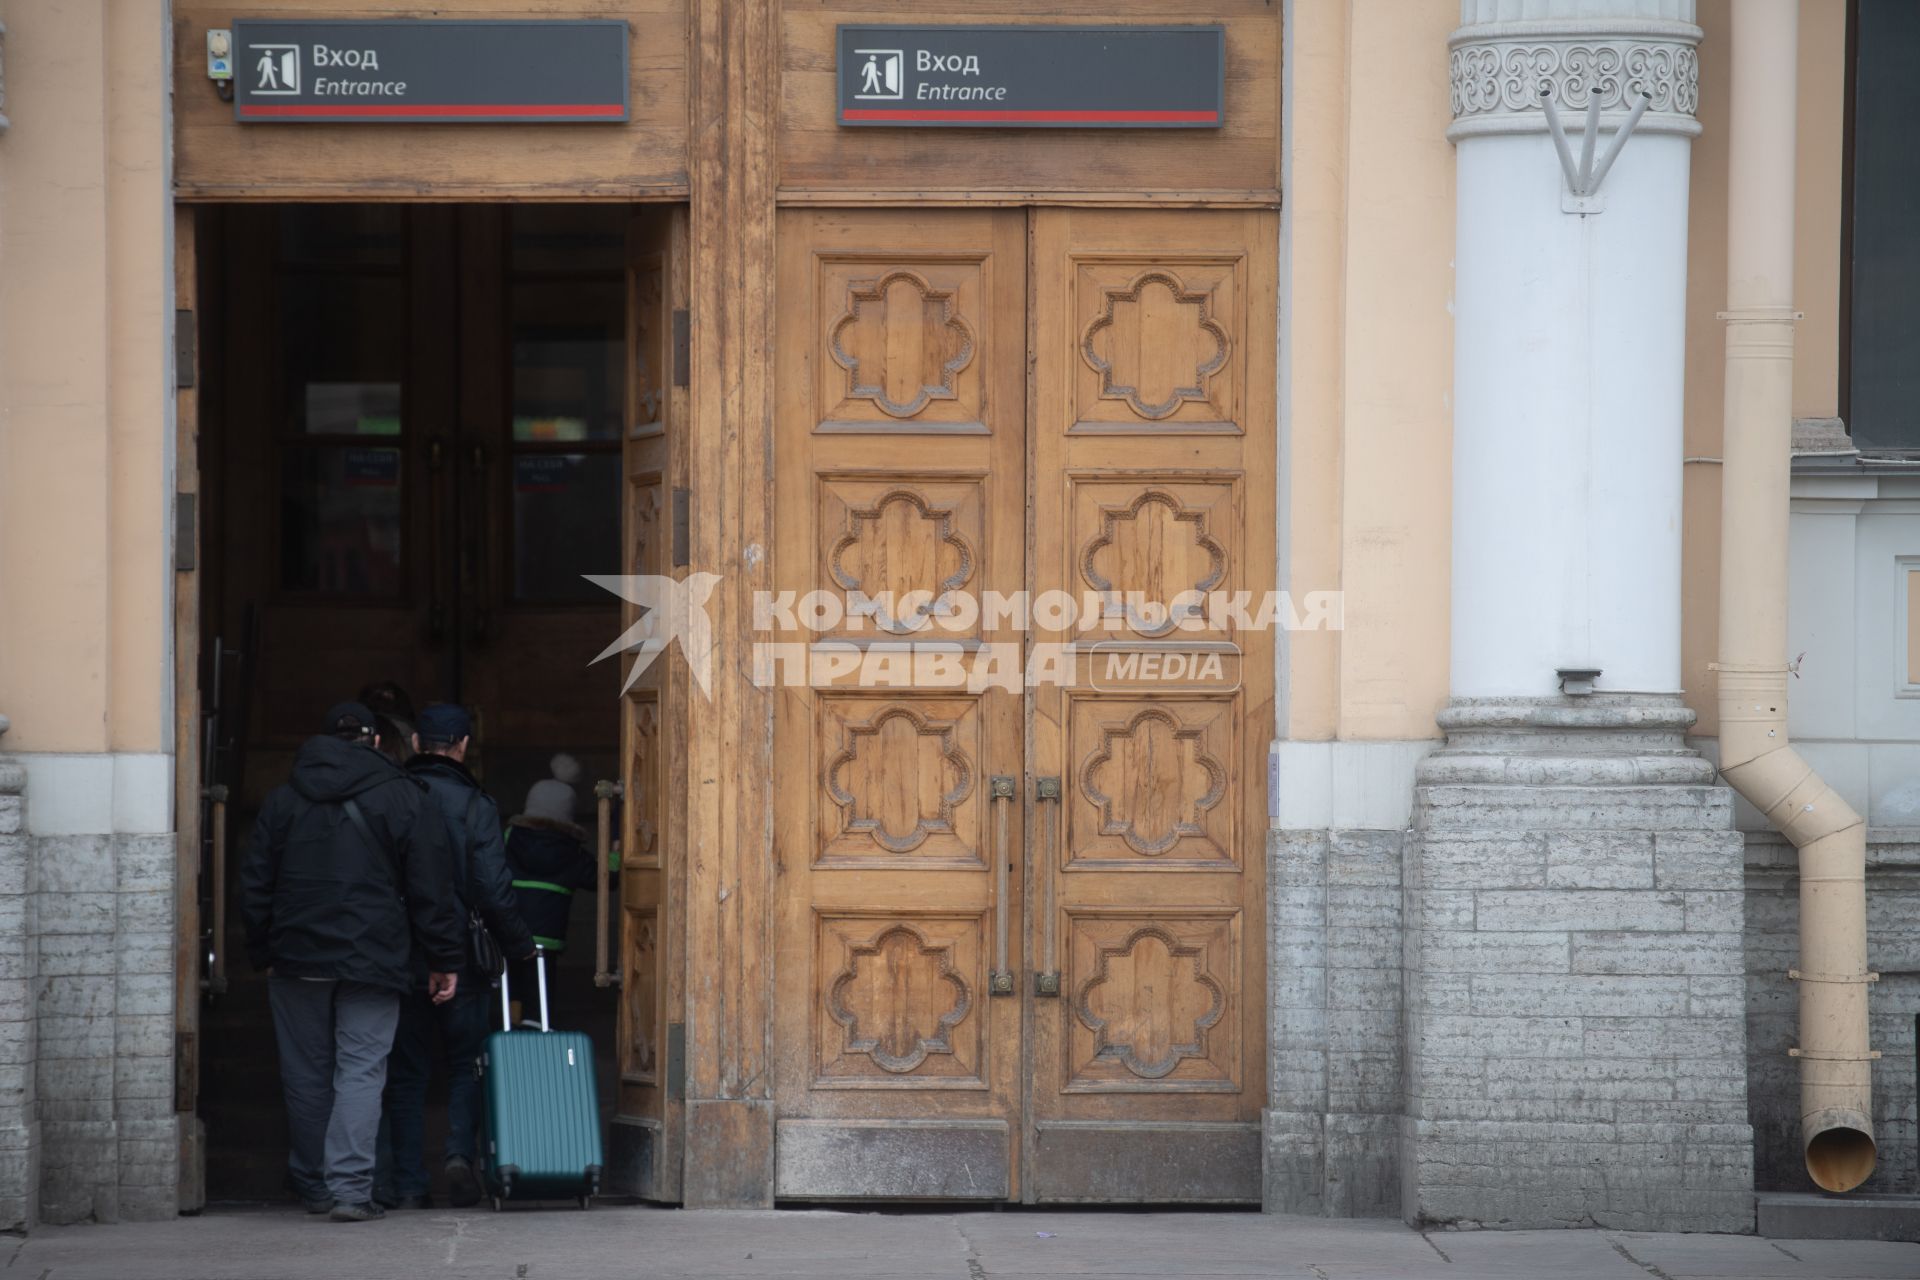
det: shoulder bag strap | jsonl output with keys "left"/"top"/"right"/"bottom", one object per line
{"left": 341, "top": 795, "right": 405, "bottom": 900}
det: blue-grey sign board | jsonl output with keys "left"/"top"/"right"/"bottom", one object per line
{"left": 231, "top": 19, "right": 627, "bottom": 124}
{"left": 836, "top": 25, "right": 1224, "bottom": 128}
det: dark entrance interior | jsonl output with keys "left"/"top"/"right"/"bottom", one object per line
{"left": 193, "top": 204, "right": 626, "bottom": 1203}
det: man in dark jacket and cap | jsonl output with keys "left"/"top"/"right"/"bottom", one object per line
{"left": 241, "top": 702, "right": 464, "bottom": 1223}
{"left": 382, "top": 702, "right": 537, "bottom": 1209}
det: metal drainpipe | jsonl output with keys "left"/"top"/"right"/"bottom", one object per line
{"left": 1716, "top": 0, "right": 1877, "bottom": 1193}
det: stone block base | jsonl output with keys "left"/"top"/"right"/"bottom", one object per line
{"left": 1266, "top": 829, "right": 1405, "bottom": 1217}
{"left": 1401, "top": 697, "right": 1756, "bottom": 1231}
{"left": 1265, "top": 1109, "right": 1400, "bottom": 1218}
{"left": 1403, "top": 1117, "right": 1754, "bottom": 1232}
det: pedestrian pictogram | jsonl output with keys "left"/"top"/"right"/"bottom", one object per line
{"left": 250, "top": 43, "right": 300, "bottom": 95}
{"left": 853, "top": 49, "right": 903, "bottom": 100}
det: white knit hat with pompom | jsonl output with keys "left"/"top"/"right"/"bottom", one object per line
{"left": 523, "top": 753, "right": 581, "bottom": 824}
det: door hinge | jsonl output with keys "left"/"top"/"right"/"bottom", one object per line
{"left": 665, "top": 1021, "right": 686, "bottom": 1101}
{"left": 175, "top": 309, "right": 195, "bottom": 389}
{"left": 175, "top": 493, "right": 197, "bottom": 572}
{"left": 671, "top": 309, "right": 690, "bottom": 388}
{"left": 671, "top": 488, "right": 691, "bottom": 568}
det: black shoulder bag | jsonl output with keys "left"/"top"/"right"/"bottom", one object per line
{"left": 440, "top": 793, "right": 506, "bottom": 979}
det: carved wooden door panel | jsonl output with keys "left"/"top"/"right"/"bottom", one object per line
{"left": 772, "top": 209, "right": 1029, "bottom": 1198}
{"left": 1023, "top": 208, "right": 1273, "bottom": 1203}
{"left": 608, "top": 205, "right": 689, "bottom": 1201}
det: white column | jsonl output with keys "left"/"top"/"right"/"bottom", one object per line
{"left": 1448, "top": 2, "right": 1701, "bottom": 698}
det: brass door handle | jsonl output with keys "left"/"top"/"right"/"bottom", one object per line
{"left": 1034, "top": 776, "right": 1061, "bottom": 996}
{"left": 593, "top": 780, "right": 622, "bottom": 989}
{"left": 989, "top": 776, "right": 1016, "bottom": 995}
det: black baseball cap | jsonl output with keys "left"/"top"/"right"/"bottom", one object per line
{"left": 324, "top": 701, "right": 377, "bottom": 738}
{"left": 416, "top": 702, "right": 474, "bottom": 744}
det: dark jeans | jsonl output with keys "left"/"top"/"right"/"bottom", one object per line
{"left": 377, "top": 983, "right": 490, "bottom": 1197}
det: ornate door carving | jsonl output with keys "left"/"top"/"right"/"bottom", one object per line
{"left": 770, "top": 207, "right": 1272, "bottom": 1203}
{"left": 1025, "top": 208, "right": 1272, "bottom": 1202}
{"left": 772, "top": 209, "right": 1028, "bottom": 1199}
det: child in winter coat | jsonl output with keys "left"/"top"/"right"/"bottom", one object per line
{"left": 506, "top": 756, "right": 595, "bottom": 955}
{"left": 504, "top": 754, "right": 598, "bottom": 1019}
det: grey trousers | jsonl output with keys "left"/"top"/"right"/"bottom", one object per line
{"left": 268, "top": 977, "right": 401, "bottom": 1205}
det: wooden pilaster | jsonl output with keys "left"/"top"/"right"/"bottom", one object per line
{"left": 681, "top": 0, "right": 779, "bottom": 1207}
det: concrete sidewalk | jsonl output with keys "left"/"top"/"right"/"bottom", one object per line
{"left": 8, "top": 1205, "right": 1920, "bottom": 1280}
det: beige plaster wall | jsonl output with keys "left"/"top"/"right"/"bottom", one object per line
{"left": 1284, "top": 0, "right": 1455, "bottom": 744}
{"left": 2, "top": 0, "right": 1823, "bottom": 761}
{"left": 1681, "top": 0, "right": 1846, "bottom": 737}
{"left": 0, "top": 1, "right": 171, "bottom": 753}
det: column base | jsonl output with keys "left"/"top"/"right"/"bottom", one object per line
{"left": 1402, "top": 696, "right": 1755, "bottom": 1232}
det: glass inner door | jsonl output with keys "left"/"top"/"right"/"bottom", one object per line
{"left": 218, "top": 204, "right": 625, "bottom": 807}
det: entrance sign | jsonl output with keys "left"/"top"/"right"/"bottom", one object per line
{"left": 231, "top": 19, "right": 627, "bottom": 123}
{"left": 836, "top": 25, "right": 1224, "bottom": 128}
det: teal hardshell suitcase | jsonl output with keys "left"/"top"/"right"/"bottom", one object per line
{"left": 480, "top": 952, "right": 603, "bottom": 1209}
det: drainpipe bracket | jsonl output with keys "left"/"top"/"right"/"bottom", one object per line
{"left": 1716, "top": 307, "right": 1804, "bottom": 323}
{"left": 1788, "top": 969, "right": 1880, "bottom": 984}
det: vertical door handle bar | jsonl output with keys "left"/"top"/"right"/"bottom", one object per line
{"left": 468, "top": 443, "right": 489, "bottom": 648}
{"left": 427, "top": 437, "right": 447, "bottom": 647}
{"left": 205, "top": 784, "right": 229, "bottom": 996}
{"left": 989, "top": 776, "right": 1016, "bottom": 995}
{"left": 1034, "top": 776, "right": 1061, "bottom": 996}
{"left": 594, "top": 780, "right": 621, "bottom": 988}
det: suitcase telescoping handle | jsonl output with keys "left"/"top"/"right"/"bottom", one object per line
{"left": 497, "top": 946, "right": 551, "bottom": 1033}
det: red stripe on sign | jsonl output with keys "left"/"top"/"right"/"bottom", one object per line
{"left": 240, "top": 102, "right": 625, "bottom": 119}
{"left": 841, "top": 108, "right": 1220, "bottom": 124}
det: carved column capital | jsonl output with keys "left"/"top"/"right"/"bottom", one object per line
{"left": 1448, "top": 14, "right": 1702, "bottom": 142}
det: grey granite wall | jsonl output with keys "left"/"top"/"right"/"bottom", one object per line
{"left": 1265, "top": 828, "right": 1406, "bottom": 1217}
{"left": 0, "top": 724, "right": 179, "bottom": 1225}
{"left": 34, "top": 829, "right": 178, "bottom": 1223}
{"left": 0, "top": 732, "right": 40, "bottom": 1229}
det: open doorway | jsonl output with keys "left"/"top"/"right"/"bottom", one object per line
{"left": 191, "top": 204, "right": 630, "bottom": 1204}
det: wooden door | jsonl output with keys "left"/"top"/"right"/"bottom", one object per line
{"left": 772, "top": 209, "right": 1029, "bottom": 1198}
{"left": 1023, "top": 208, "right": 1273, "bottom": 1202}
{"left": 767, "top": 207, "right": 1271, "bottom": 1203}
{"left": 607, "top": 205, "right": 691, "bottom": 1200}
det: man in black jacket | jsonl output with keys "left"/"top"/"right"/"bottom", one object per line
{"left": 383, "top": 702, "right": 536, "bottom": 1209}
{"left": 241, "top": 702, "right": 464, "bottom": 1223}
